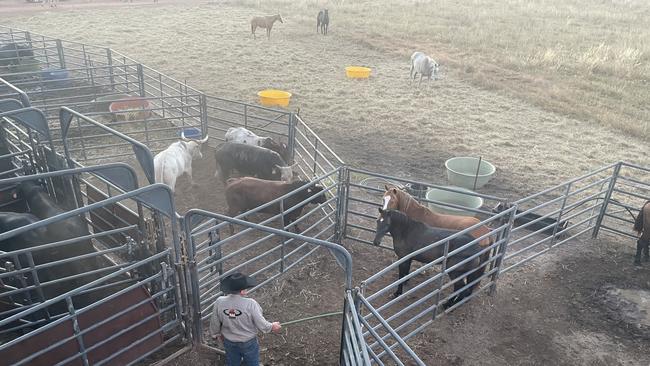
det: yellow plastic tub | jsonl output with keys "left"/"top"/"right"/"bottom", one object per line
{"left": 345, "top": 66, "right": 371, "bottom": 79}
{"left": 258, "top": 89, "right": 292, "bottom": 107}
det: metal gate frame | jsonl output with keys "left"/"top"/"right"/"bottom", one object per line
{"left": 0, "top": 168, "right": 187, "bottom": 365}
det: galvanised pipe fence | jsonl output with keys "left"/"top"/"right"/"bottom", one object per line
{"left": 0, "top": 101, "right": 51, "bottom": 179}
{"left": 1, "top": 26, "right": 345, "bottom": 184}
{"left": 338, "top": 168, "right": 516, "bottom": 364}
{"left": 181, "top": 211, "right": 365, "bottom": 366}
{"left": 182, "top": 168, "right": 343, "bottom": 339}
{"left": 593, "top": 161, "right": 650, "bottom": 241}
{"left": 500, "top": 163, "right": 620, "bottom": 273}
{"left": 2, "top": 24, "right": 648, "bottom": 366}
{"left": 0, "top": 168, "right": 187, "bottom": 366}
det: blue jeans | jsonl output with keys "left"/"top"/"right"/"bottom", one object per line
{"left": 223, "top": 337, "right": 260, "bottom": 366}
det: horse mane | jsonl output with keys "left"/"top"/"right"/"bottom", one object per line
{"left": 394, "top": 188, "right": 428, "bottom": 215}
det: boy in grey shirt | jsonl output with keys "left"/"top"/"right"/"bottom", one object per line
{"left": 210, "top": 272, "right": 281, "bottom": 366}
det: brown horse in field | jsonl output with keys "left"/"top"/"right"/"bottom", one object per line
{"left": 251, "top": 14, "right": 284, "bottom": 39}
{"left": 382, "top": 185, "right": 495, "bottom": 249}
{"left": 633, "top": 200, "right": 650, "bottom": 265}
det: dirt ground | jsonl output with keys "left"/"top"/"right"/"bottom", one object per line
{"left": 2, "top": 1, "right": 650, "bottom": 365}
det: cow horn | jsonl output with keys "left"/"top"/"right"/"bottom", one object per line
{"left": 290, "top": 162, "right": 299, "bottom": 168}
{"left": 180, "top": 130, "right": 190, "bottom": 141}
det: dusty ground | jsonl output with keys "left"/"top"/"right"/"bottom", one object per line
{"left": 2, "top": 1, "right": 650, "bottom": 365}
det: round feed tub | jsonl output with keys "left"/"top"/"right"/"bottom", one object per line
{"left": 345, "top": 66, "right": 371, "bottom": 79}
{"left": 258, "top": 90, "right": 292, "bottom": 107}
{"left": 426, "top": 186, "right": 484, "bottom": 216}
{"left": 109, "top": 97, "right": 152, "bottom": 121}
{"left": 178, "top": 127, "right": 202, "bottom": 139}
{"left": 445, "top": 157, "right": 496, "bottom": 190}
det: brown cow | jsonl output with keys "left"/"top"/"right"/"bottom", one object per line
{"left": 225, "top": 177, "right": 326, "bottom": 233}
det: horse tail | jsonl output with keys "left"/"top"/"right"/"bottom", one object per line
{"left": 634, "top": 201, "right": 649, "bottom": 234}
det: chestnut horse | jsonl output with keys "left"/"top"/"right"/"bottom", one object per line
{"left": 633, "top": 200, "right": 650, "bottom": 265}
{"left": 382, "top": 185, "right": 495, "bottom": 250}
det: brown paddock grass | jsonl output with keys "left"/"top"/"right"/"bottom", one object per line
{"left": 240, "top": 0, "right": 649, "bottom": 139}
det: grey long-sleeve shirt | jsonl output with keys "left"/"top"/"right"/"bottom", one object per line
{"left": 209, "top": 294, "right": 273, "bottom": 342}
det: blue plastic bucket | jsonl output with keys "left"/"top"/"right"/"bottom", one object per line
{"left": 178, "top": 127, "right": 202, "bottom": 139}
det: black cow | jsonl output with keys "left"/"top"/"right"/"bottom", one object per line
{"left": 225, "top": 177, "right": 327, "bottom": 232}
{"left": 0, "top": 212, "right": 46, "bottom": 251}
{"left": 214, "top": 142, "right": 298, "bottom": 183}
{"left": 12, "top": 181, "right": 107, "bottom": 308}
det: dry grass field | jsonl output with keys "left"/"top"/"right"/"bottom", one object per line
{"left": 1, "top": 0, "right": 649, "bottom": 365}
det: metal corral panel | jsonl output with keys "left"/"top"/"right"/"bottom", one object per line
{"left": 87, "top": 183, "right": 140, "bottom": 248}
{"left": 0, "top": 285, "right": 162, "bottom": 365}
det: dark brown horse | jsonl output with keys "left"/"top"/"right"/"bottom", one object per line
{"left": 633, "top": 200, "right": 650, "bottom": 265}
{"left": 373, "top": 208, "right": 487, "bottom": 309}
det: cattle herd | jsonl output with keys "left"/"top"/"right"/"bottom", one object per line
{"left": 154, "top": 126, "right": 324, "bottom": 233}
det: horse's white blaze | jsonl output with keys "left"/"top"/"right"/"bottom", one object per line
{"left": 382, "top": 196, "right": 391, "bottom": 210}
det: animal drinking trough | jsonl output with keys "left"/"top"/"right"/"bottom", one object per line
{"left": 426, "top": 186, "right": 484, "bottom": 216}
{"left": 445, "top": 156, "right": 496, "bottom": 189}
{"left": 345, "top": 66, "right": 371, "bottom": 79}
{"left": 258, "top": 89, "right": 292, "bottom": 107}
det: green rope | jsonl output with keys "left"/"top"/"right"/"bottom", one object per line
{"left": 281, "top": 311, "right": 343, "bottom": 327}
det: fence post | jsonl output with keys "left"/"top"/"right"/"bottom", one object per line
{"left": 335, "top": 166, "right": 349, "bottom": 244}
{"left": 592, "top": 162, "right": 622, "bottom": 238}
{"left": 25, "top": 31, "right": 33, "bottom": 53}
{"left": 243, "top": 104, "right": 248, "bottom": 129}
{"left": 312, "top": 137, "right": 319, "bottom": 177}
{"left": 489, "top": 204, "right": 517, "bottom": 295}
{"left": 106, "top": 48, "right": 115, "bottom": 91}
{"left": 67, "top": 297, "right": 90, "bottom": 366}
{"left": 431, "top": 239, "right": 450, "bottom": 320}
{"left": 279, "top": 199, "right": 286, "bottom": 273}
{"left": 137, "top": 64, "right": 145, "bottom": 97}
{"left": 549, "top": 182, "right": 572, "bottom": 247}
{"left": 81, "top": 44, "right": 91, "bottom": 83}
{"left": 183, "top": 217, "right": 204, "bottom": 345}
{"left": 55, "top": 39, "right": 65, "bottom": 69}
{"left": 200, "top": 94, "right": 208, "bottom": 138}
{"left": 287, "top": 113, "right": 296, "bottom": 163}
{"left": 338, "top": 290, "right": 351, "bottom": 365}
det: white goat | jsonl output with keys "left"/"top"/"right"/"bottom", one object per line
{"left": 410, "top": 51, "right": 439, "bottom": 86}
{"left": 154, "top": 132, "right": 209, "bottom": 192}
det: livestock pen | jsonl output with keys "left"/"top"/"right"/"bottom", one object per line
{"left": 2, "top": 24, "right": 650, "bottom": 365}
